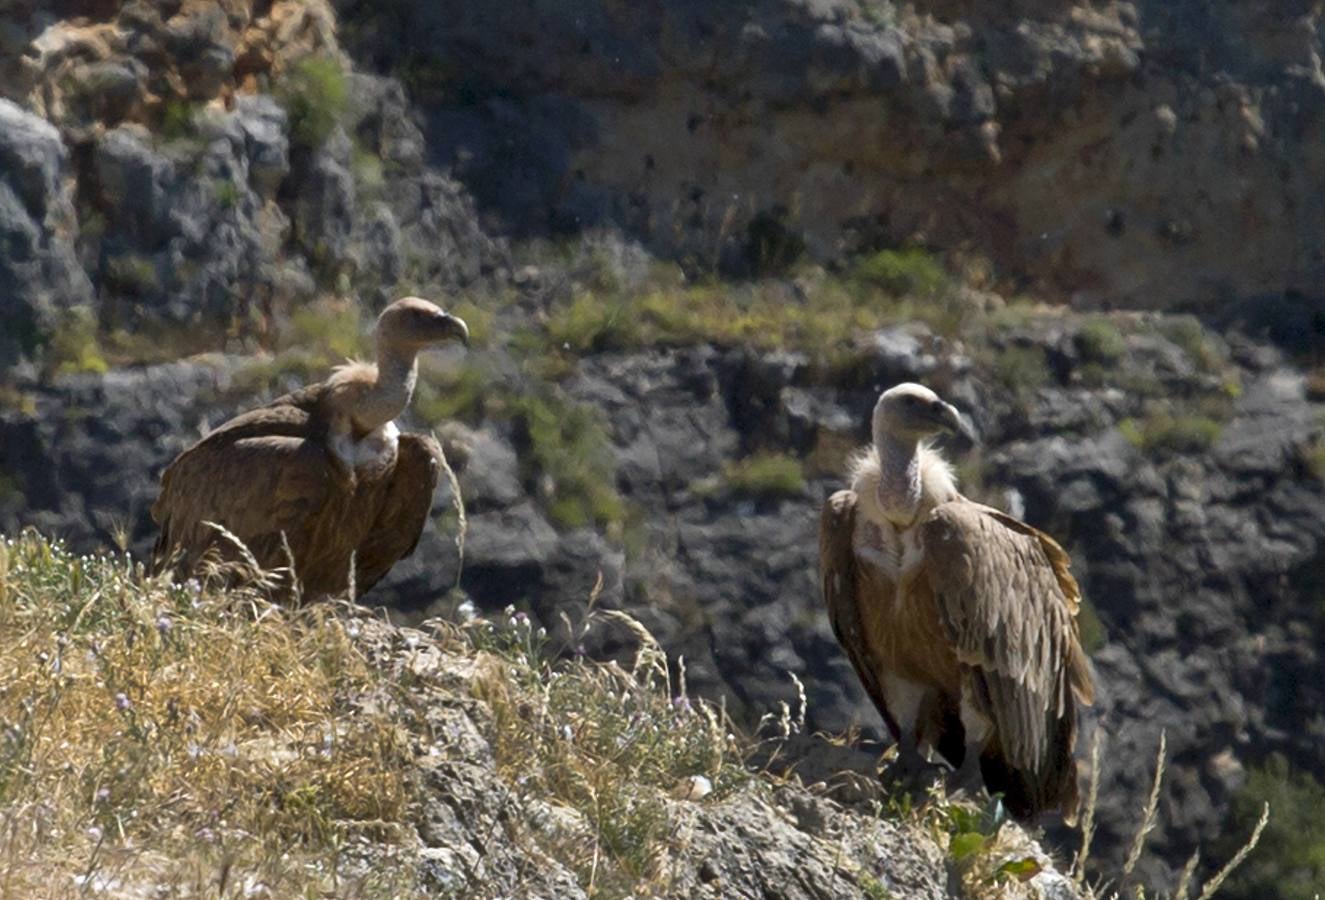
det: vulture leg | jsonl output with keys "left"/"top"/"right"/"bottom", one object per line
{"left": 950, "top": 689, "right": 994, "bottom": 799}
{"left": 353, "top": 434, "right": 443, "bottom": 596}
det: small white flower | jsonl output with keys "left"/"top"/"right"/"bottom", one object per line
{"left": 670, "top": 775, "right": 713, "bottom": 801}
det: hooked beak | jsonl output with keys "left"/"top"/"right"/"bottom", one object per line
{"left": 936, "top": 401, "right": 979, "bottom": 445}
{"left": 436, "top": 312, "right": 470, "bottom": 347}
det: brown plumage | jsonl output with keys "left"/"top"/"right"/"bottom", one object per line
{"left": 820, "top": 383, "right": 1094, "bottom": 821}
{"left": 152, "top": 297, "right": 469, "bottom": 600}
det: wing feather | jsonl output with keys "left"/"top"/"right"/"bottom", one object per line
{"left": 353, "top": 433, "right": 443, "bottom": 595}
{"left": 819, "top": 490, "right": 901, "bottom": 741}
{"left": 152, "top": 415, "right": 341, "bottom": 577}
{"left": 921, "top": 499, "right": 1094, "bottom": 775}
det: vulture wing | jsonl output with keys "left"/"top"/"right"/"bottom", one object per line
{"left": 152, "top": 413, "right": 342, "bottom": 579}
{"left": 353, "top": 433, "right": 443, "bottom": 595}
{"left": 819, "top": 490, "right": 902, "bottom": 741}
{"left": 920, "top": 499, "right": 1094, "bottom": 819}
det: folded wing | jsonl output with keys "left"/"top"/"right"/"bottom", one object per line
{"left": 921, "top": 499, "right": 1094, "bottom": 819}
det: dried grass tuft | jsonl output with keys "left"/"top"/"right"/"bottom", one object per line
{"left": 0, "top": 530, "right": 418, "bottom": 897}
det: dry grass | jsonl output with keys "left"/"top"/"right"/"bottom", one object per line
{"left": 0, "top": 526, "right": 1280, "bottom": 899}
{"left": 461, "top": 596, "right": 752, "bottom": 898}
{"left": 538, "top": 260, "right": 967, "bottom": 366}
{"left": 0, "top": 531, "right": 419, "bottom": 897}
{"left": 1071, "top": 730, "right": 1270, "bottom": 900}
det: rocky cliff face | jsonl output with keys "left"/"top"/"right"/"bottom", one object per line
{"left": 337, "top": 0, "right": 1325, "bottom": 317}
{"left": 2, "top": 0, "right": 1323, "bottom": 895}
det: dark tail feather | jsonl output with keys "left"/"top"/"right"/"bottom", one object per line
{"left": 980, "top": 704, "right": 1081, "bottom": 822}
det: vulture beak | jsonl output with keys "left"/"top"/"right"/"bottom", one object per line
{"left": 935, "top": 400, "right": 979, "bottom": 445}
{"left": 435, "top": 311, "right": 470, "bottom": 347}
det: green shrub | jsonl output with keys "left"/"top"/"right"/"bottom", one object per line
{"left": 413, "top": 360, "right": 494, "bottom": 425}
{"left": 1076, "top": 596, "right": 1106, "bottom": 654}
{"left": 350, "top": 140, "right": 385, "bottom": 195}
{"left": 744, "top": 210, "right": 806, "bottom": 276}
{"left": 1216, "top": 755, "right": 1325, "bottom": 900}
{"left": 723, "top": 453, "right": 806, "bottom": 500}
{"left": 213, "top": 178, "right": 242, "bottom": 209}
{"left": 545, "top": 293, "right": 642, "bottom": 354}
{"left": 851, "top": 248, "right": 946, "bottom": 297}
{"left": 285, "top": 299, "right": 369, "bottom": 362}
{"left": 44, "top": 307, "right": 108, "bottom": 377}
{"left": 990, "top": 345, "right": 1050, "bottom": 394}
{"left": 1076, "top": 318, "right": 1127, "bottom": 364}
{"left": 512, "top": 391, "right": 625, "bottom": 530}
{"left": 158, "top": 98, "right": 199, "bottom": 142}
{"left": 1119, "top": 414, "right": 1223, "bottom": 457}
{"left": 230, "top": 300, "right": 368, "bottom": 396}
{"left": 1162, "top": 315, "right": 1222, "bottom": 372}
{"left": 104, "top": 253, "right": 160, "bottom": 297}
{"left": 279, "top": 56, "right": 349, "bottom": 148}
{"left": 1302, "top": 437, "right": 1325, "bottom": 482}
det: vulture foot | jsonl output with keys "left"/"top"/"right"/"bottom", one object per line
{"left": 879, "top": 748, "right": 948, "bottom": 798}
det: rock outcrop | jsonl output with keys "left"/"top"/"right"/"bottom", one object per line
{"left": 337, "top": 0, "right": 1325, "bottom": 315}
{"left": 0, "top": 98, "right": 93, "bottom": 368}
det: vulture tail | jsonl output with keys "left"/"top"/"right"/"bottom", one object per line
{"left": 979, "top": 696, "right": 1081, "bottom": 823}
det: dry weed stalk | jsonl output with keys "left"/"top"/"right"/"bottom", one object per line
{"left": 1068, "top": 726, "right": 1270, "bottom": 900}
{"left": 1122, "top": 731, "right": 1168, "bottom": 881}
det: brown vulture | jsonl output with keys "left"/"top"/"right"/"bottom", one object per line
{"left": 819, "top": 382, "right": 1094, "bottom": 821}
{"left": 152, "top": 296, "right": 468, "bottom": 600}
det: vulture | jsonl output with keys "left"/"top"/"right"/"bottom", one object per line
{"left": 152, "top": 297, "right": 469, "bottom": 600}
{"left": 819, "top": 383, "right": 1094, "bottom": 821}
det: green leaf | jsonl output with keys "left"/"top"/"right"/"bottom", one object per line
{"left": 996, "top": 856, "right": 1042, "bottom": 883}
{"left": 949, "top": 831, "right": 987, "bottom": 860}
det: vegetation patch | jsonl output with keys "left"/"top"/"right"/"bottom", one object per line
{"left": 469, "top": 605, "right": 749, "bottom": 896}
{"left": 0, "top": 532, "right": 418, "bottom": 896}
{"left": 43, "top": 307, "right": 109, "bottom": 378}
{"left": 232, "top": 298, "right": 370, "bottom": 396}
{"left": 1215, "top": 754, "right": 1324, "bottom": 900}
{"left": 104, "top": 254, "right": 161, "bottom": 298}
{"left": 157, "top": 98, "right": 201, "bottom": 144}
{"left": 512, "top": 389, "right": 625, "bottom": 530}
{"left": 279, "top": 56, "right": 349, "bottom": 149}
{"left": 989, "top": 344, "right": 1051, "bottom": 395}
{"left": 1076, "top": 596, "right": 1107, "bottom": 655}
{"left": 722, "top": 452, "right": 807, "bottom": 500}
{"left": 851, "top": 247, "right": 947, "bottom": 298}
{"left": 1302, "top": 436, "right": 1325, "bottom": 482}
{"left": 1161, "top": 315, "right": 1223, "bottom": 372}
{"left": 1120, "top": 413, "right": 1224, "bottom": 457}
{"left": 1075, "top": 318, "right": 1127, "bottom": 365}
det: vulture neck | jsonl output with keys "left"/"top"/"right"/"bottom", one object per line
{"left": 353, "top": 338, "right": 419, "bottom": 433}
{"left": 874, "top": 432, "right": 925, "bottom": 526}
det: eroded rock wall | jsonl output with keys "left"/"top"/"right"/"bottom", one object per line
{"left": 337, "top": 0, "right": 1325, "bottom": 313}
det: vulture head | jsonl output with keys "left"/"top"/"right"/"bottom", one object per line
{"left": 376, "top": 296, "right": 470, "bottom": 351}
{"left": 873, "top": 382, "right": 976, "bottom": 445}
